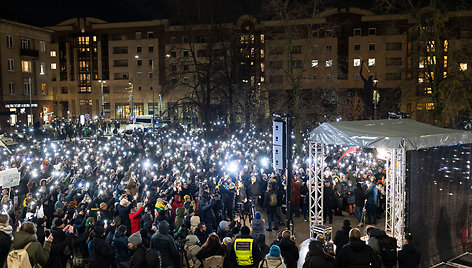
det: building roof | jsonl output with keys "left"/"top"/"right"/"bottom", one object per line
{"left": 309, "top": 119, "right": 472, "bottom": 150}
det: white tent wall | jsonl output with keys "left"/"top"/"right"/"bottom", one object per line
{"left": 308, "top": 119, "right": 472, "bottom": 266}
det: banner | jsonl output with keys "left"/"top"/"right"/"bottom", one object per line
{"left": 0, "top": 168, "right": 20, "bottom": 188}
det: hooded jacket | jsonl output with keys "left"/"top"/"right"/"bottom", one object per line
{"left": 174, "top": 207, "right": 185, "bottom": 231}
{"left": 334, "top": 225, "right": 351, "bottom": 256}
{"left": 337, "top": 239, "right": 381, "bottom": 268}
{"left": 150, "top": 220, "right": 178, "bottom": 268}
{"left": 184, "top": 235, "right": 201, "bottom": 268}
{"left": 112, "top": 229, "right": 129, "bottom": 263}
{"left": 251, "top": 217, "right": 265, "bottom": 239}
{"left": 398, "top": 244, "right": 420, "bottom": 268}
{"left": 278, "top": 238, "right": 299, "bottom": 268}
{"left": 10, "top": 230, "right": 52, "bottom": 267}
{"left": 302, "top": 240, "right": 334, "bottom": 268}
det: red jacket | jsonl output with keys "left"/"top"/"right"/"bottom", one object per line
{"left": 129, "top": 206, "right": 145, "bottom": 234}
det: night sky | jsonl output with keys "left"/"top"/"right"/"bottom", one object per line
{"left": 1, "top": 0, "right": 377, "bottom": 27}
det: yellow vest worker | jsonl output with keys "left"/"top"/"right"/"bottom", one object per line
{"left": 234, "top": 238, "right": 254, "bottom": 266}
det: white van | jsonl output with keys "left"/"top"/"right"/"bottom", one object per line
{"left": 126, "top": 115, "right": 152, "bottom": 130}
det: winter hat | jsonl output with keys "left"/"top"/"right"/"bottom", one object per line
{"left": 241, "top": 226, "right": 250, "bottom": 235}
{"left": 136, "top": 202, "right": 143, "bottom": 210}
{"left": 120, "top": 199, "right": 129, "bottom": 207}
{"left": 343, "top": 219, "right": 351, "bottom": 227}
{"left": 85, "top": 217, "right": 95, "bottom": 228}
{"left": 269, "top": 245, "right": 281, "bottom": 257}
{"left": 53, "top": 218, "right": 64, "bottom": 228}
{"left": 255, "top": 212, "right": 261, "bottom": 219}
{"left": 128, "top": 231, "right": 142, "bottom": 245}
{"left": 99, "top": 202, "right": 107, "bottom": 210}
{"left": 223, "top": 237, "right": 232, "bottom": 246}
{"left": 219, "top": 221, "right": 228, "bottom": 230}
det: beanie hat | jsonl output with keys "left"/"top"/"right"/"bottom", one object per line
{"left": 128, "top": 231, "right": 142, "bottom": 245}
{"left": 269, "top": 245, "right": 281, "bottom": 257}
{"left": 343, "top": 219, "right": 351, "bottom": 227}
{"left": 53, "top": 218, "right": 64, "bottom": 227}
{"left": 99, "top": 202, "right": 107, "bottom": 210}
{"left": 255, "top": 212, "right": 261, "bottom": 219}
{"left": 219, "top": 221, "right": 228, "bottom": 230}
{"left": 118, "top": 225, "right": 127, "bottom": 234}
{"left": 85, "top": 217, "right": 95, "bottom": 228}
{"left": 223, "top": 237, "right": 232, "bottom": 246}
{"left": 241, "top": 226, "right": 250, "bottom": 235}
{"left": 120, "top": 199, "right": 129, "bottom": 207}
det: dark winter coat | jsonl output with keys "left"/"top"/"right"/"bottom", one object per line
{"left": 198, "top": 197, "right": 216, "bottom": 228}
{"left": 130, "top": 244, "right": 147, "bottom": 268}
{"left": 303, "top": 240, "right": 335, "bottom": 268}
{"left": 10, "top": 230, "right": 52, "bottom": 267}
{"left": 89, "top": 233, "right": 113, "bottom": 268}
{"left": 323, "top": 185, "right": 336, "bottom": 209}
{"left": 112, "top": 229, "right": 129, "bottom": 263}
{"left": 263, "top": 190, "right": 277, "bottom": 213}
{"left": 278, "top": 237, "right": 299, "bottom": 268}
{"left": 117, "top": 203, "right": 133, "bottom": 231}
{"left": 0, "top": 228, "right": 12, "bottom": 265}
{"left": 47, "top": 227, "right": 72, "bottom": 268}
{"left": 336, "top": 239, "right": 381, "bottom": 268}
{"left": 196, "top": 244, "right": 225, "bottom": 262}
{"left": 354, "top": 185, "right": 366, "bottom": 207}
{"left": 150, "top": 220, "right": 178, "bottom": 268}
{"left": 251, "top": 218, "right": 265, "bottom": 238}
{"left": 227, "top": 234, "right": 263, "bottom": 268}
{"left": 398, "top": 244, "right": 420, "bottom": 268}
{"left": 333, "top": 226, "right": 351, "bottom": 256}
{"left": 345, "top": 185, "right": 356, "bottom": 204}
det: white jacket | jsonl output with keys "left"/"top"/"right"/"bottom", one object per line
{"left": 259, "top": 255, "right": 287, "bottom": 268}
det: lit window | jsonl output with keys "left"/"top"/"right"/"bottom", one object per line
{"left": 40, "top": 63, "right": 46, "bottom": 75}
{"left": 21, "top": 61, "right": 32, "bottom": 72}
{"left": 51, "top": 63, "right": 57, "bottom": 70}
{"left": 311, "top": 59, "right": 319, "bottom": 67}
{"left": 425, "top": 87, "right": 432, "bottom": 94}
{"left": 460, "top": 63, "right": 468, "bottom": 71}
{"left": 419, "top": 61, "right": 424, "bottom": 68}
{"left": 50, "top": 50, "right": 56, "bottom": 57}
{"left": 353, "top": 58, "right": 361, "bottom": 67}
{"left": 326, "top": 60, "right": 333, "bottom": 68}
{"left": 418, "top": 77, "right": 424, "bottom": 83}
{"left": 368, "top": 58, "right": 376, "bottom": 66}
{"left": 260, "top": 34, "right": 265, "bottom": 44}
{"left": 93, "top": 36, "right": 97, "bottom": 42}
{"left": 41, "top": 83, "right": 47, "bottom": 95}
{"left": 261, "top": 62, "right": 265, "bottom": 72}
{"left": 426, "top": 102, "right": 434, "bottom": 110}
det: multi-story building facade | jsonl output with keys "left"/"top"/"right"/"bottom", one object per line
{"left": 0, "top": 19, "right": 53, "bottom": 126}
{"left": 47, "top": 17, "right": 167, "bottom": 121}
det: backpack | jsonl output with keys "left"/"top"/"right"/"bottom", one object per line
{"left": 6, "top": 242, "right": 33, "bottom": 268}
{"left": 377, "top": 235, "right": 397, "bottom": 266}
{"left": 270, "top": 193, "right": 277, "bottom": 207}
{"left": 202, "top": 255, "right": 224, "bottom": 268}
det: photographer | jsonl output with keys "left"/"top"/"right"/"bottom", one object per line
{"left": 198, "top": 187, "right": 216, "bottom": 232}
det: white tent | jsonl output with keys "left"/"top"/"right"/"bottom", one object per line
{"left": 309, "top": 119, "right": 472, "bottom": 151}
{"left": 307, "top": 119, "right": 472, "bottom": 246}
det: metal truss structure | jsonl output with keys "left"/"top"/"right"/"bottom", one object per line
{"left": 384, "top": 145, "right": 406, "bottom": 245}
{"left": 308, "top": 140, "right": 406, "bottom": 246}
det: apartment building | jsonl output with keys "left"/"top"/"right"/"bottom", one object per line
{"left": 0, "top": 19, "right": 53, "bottom": 126}
{"left": 47, "top": 17, "right": 167, "bottom": 121}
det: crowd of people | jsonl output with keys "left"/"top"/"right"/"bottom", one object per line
{"left": 0, "top": 119, "right": 420, "bottom": 268}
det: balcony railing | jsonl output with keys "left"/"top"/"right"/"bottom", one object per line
{"left": 20, "top": 48, "right": 39, "bottom": 57}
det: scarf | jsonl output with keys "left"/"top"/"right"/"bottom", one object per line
{"left": 0, "top": 224, "right": 13, "bottom": 240}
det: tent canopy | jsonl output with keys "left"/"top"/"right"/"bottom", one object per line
{"left": 309, "top": 119, "right": 472, "bottom": 151}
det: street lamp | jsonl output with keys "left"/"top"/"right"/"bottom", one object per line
{"left": 128, "top": 81, "right": 134, "bottom": 124}
{"left": 98, "top": 79, "right": 106, "bottom": 119}
{"left": 373, "top": 79, "right": 379, "bottom": 119}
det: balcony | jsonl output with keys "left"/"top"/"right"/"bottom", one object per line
{"left": 20, "top": 48, "right": 39, "bottom": 58}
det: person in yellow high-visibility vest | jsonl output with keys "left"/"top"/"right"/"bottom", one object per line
{"left": 227, "top": 226, "right": 263, "bottom": 268}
